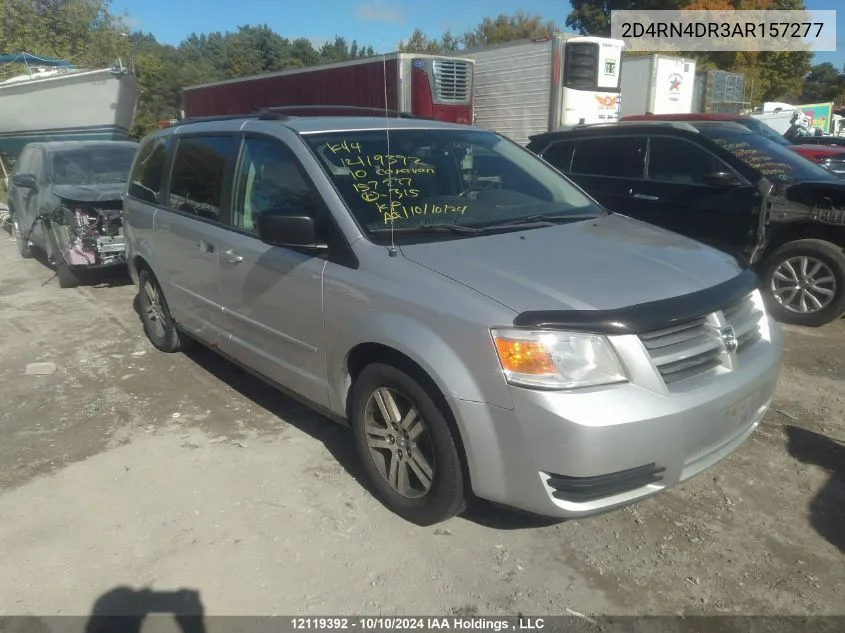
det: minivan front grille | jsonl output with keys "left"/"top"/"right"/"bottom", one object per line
{"left": 722, "top": 293, "right": 764, "bottom": 351}
{"left": 640, "top": 316, "right": 723, "bottom": 384}
{"left": 640, "top": 293, "right": 763, "bottom": 385}
{"left": 432, "top": 59, "right": 471, "bottom": 103}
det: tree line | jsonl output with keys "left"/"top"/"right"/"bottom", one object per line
{"left": 127, "top": 27, "right": 376, "bottom": 137}
{"left": 0, "top": 0, "right": 843, "bottom": 141}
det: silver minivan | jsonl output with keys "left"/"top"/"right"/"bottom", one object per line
{"left": 123, "top": 112, "right": 782, "bottom": 525}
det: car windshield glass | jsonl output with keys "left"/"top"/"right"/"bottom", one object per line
{"left": 302, "top": 127, "right": 605, "bottom": 243}
{"left": 694, "top": 125, "right": 837, "bottom": 183}
{"left": 737, "top": 118, "right": 791, "bottom": 146}
{"left": 50, "top": 146, "right": 136, "bottom": 185}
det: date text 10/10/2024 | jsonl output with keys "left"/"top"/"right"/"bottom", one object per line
{"left": 291, "top": 617, "right": 547, "bottom": 631}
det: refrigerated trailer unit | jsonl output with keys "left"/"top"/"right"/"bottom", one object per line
{"left": 454, "top": 34, "right": 624, "bottom": 146}
{"left": 181, "top": 53, "right": 474, "bottom": 124}
{"left": 619, "top": 54, "right": 696, "bottom": 117}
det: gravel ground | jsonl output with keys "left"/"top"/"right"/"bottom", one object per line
{"left": 0, "top": 232, "right": 842, "bottom": 622}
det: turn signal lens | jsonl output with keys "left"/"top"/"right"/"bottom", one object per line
{"left": 494, "top": 338, "right": 557, "bottom": 375}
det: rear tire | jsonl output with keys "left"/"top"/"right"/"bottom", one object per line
{"left": 138, "top": 268, "right": 189, "bottom": 352}
{"left": 761, "top": 239, "right": 845, "bottom": 327}
{"left": 350, "top": 362, "right": 466, "bottom": 526}
{"left": 11, "top": 215, "right": 33, "bottom": 259}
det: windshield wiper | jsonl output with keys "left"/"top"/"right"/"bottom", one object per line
{"left": 368, "top": 223, "right": 484, "bottom": 235}
{"left": 367, "top": 214, "right": 597, "bottom": 237}
{"left": 482, "top": 213, "right": 601, "bottom": 227}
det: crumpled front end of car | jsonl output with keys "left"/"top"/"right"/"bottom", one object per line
{"left": 51, "top": 201, "right": 126, "bottom": 269}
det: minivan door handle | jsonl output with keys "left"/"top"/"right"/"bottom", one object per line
{"left": 632, "top": 192, "right": 660, "bottom": 201}
{"left": 222, "top": 249, "right": 244, "bottom": 263}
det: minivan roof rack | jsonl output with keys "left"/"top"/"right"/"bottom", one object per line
{"left": 170, "top": 113, "right": 273, "bottom": 127}
{"left": 172, "top": 105, "right": 436, "bottom": 128}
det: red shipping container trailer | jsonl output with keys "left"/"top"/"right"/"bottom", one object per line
{"left": 182, "top": 53, "right": 474, "bottom": 124}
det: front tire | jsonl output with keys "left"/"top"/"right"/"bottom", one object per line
{"left": 761, "top": 239, "right": 845, "bottom": 327}
{"left": 11, "top": 215, "right": 33, "bottom": 259}
{"left": 138, "top": 268, "right": 189, "bottom": 352}
{"left": 350, "top": 363, "right": 466, "bottom": 526}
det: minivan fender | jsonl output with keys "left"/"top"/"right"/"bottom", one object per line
{"left": 327, "top": 311, "right": 517, "bottom": 502}
{"left": 327, "top": 311, "right": 515, "bottom": 419}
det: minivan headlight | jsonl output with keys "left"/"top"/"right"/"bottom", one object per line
{"left": 491, "top": 328, "right": 628, "bottom": 390}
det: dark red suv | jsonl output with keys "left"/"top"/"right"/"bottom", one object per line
{"left": 622, "top": 113, "right": 845, "bottom": 177}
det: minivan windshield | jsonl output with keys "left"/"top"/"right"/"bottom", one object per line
{"left": 303, "top": 128, "right": 605, "bottom": 243}
{"left": 694, "top": 125, "right": 837, "bottom": 183}
{"left": 50, "top": 146, "right": 137, "bottom": 186}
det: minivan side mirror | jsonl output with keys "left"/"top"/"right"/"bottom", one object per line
{"left": 12, "top": 173, "right": 38, "bottom": 191}
{"left": 255, "top": 211, "right": 326, "bottom": 250}
{"left": 703, "top": 171, "right": 741, "bottom": 187}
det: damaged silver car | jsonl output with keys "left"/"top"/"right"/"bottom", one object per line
{"left": 7, "top": 140, "right": 139, "bottom": 287}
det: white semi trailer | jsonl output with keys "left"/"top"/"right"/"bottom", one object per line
{"left": 454, "top": 34, "right": 625, "bottom": 145}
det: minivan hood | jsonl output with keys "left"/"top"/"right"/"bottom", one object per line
{"left": 399, "top": 214, "right": 744, "bottom": 313}
{"left": 50, "top": 183, "right": 125, "bottom": 203}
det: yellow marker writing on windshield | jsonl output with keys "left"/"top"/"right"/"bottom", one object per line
{"left": 331, "top": 140, "right": 436, "bottom": 212}
{"left": 380, "top": 202, "right": 468, "bottom": 224}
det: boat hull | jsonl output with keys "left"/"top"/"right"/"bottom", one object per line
{"left": 0, "top": 68, "right": 139, "bottom": 157}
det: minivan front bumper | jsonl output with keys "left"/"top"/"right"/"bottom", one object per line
{"left": 450, "top": 318, "right": 782, "bottom": 519}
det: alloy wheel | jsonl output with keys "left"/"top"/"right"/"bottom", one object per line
{"left": 142, "top": 278, "right": 167, "bottom": 339}
{"left": 363, "top": 386, "right": 435, "bottom": 498}
{"left": 771, "top": 255, "right": 836, "bottom": 314}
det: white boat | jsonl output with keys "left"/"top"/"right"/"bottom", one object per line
{"left": 0, "top": 53, "right": 139, "bottom": 157}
